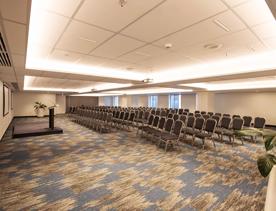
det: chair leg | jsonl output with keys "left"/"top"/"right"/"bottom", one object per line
{"left": 165, "top": 141, "right": 169, "bottom": 152}
{"left": 212, "top": 137, "right": 216, "bottom": 148}
{"left": 192, "top": 135, "right": 195, "bottom": 146}
{"left": 202, "top": 138, "right": 205, "bottom": 149}
{"left": 232, "top": 135, "right": 235, "bottom": 147}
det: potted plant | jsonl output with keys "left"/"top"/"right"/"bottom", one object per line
{"left": 34, "top": 102, "right": 47, "bottom": 117}
{"left": 237, "top": 129, "right": 276, "bottom": 177}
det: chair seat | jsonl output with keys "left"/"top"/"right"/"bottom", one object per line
{"left": 215, "top": 127, "right": 224, "bottom": 134}
{"left": 195, "top": 132, "right": 212, "bottom": 139}
{"left": 161, "top": 133, "right": 178, "bottom": 141}
{"left": 222, "top": 129, "right": 234, "bottom": 136}
{"left": 183, "top": 127, "right": 194, "bottom": 135}
{"left": 135, "top": 118, "right": 146, "bottom": 123}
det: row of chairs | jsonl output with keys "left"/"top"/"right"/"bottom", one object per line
{"left": 71, "top": 110, "right": 113, "bottom": 133}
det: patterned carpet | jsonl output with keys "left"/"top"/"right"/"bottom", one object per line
{"left": 0, "top": 116, "right": 268, "bottom": 210}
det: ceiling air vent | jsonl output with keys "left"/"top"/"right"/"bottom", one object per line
{"left": 0, "top": 33, "right": 11, "bottom": 67}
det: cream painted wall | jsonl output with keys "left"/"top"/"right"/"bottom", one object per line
{"left": 158, "top": 95, "right": 169, "bottom": 108}
{"left": 196, "top": 92, "right": 214, "bottom": 112}
{"left": 181, "top": 94, "right": 196, "bottom": 111}
{"left": 56, "top": 95, "right": 66, "bottom": 114}
{"left": 0, "top": 81, "right": 13, "bottom": 140}
{"left": 13, "top": 92, "right": 59, "bottom": 116}
{"left": 214, "top": 92, "right": 276, "bottom": 125}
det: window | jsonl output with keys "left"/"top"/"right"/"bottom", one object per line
{"left": 169, "top": 94, "right": 181, "bottom": 109}
{"left": 112, "top": 96, "right": 119, "bottom": 107}
{"left": 148, "top": 95, "right": 158, "bottom": 108}
{"left": 103, "top": 96, "right": 112, "bottom": 106}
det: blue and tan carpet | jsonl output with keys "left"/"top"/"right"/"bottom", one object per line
{"left": 0, "top": 116, "right": 268, "bottom": 210}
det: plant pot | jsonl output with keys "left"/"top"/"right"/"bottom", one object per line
{"left": 36, "top": 109, "right": 45, "bottom": 117}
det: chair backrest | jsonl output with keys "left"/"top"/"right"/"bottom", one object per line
{"left": 151, "top": 110, "right": 156, "bottom": 115}
{"left": 124, "top": 112, "right": 130, "bottom": 120}
{"left": 155, "top": 110, "right": 161, "bottom": 116}
{"left": 214, "top": 113, "right": 221, "bottom": 117}
{"left": 220, "top": 116, "right": 231, "bottom": 129}
{"left": 173, "top": 114, "right": 179, "bottom": 121}
{"left": 202, "top": 114, "right": 210, "bottom": 120}
{"left": 195, "top": 113, "right": 202, "bottom": 118}
{"left": 204, "top": 119, "right": 217, "bottom": 133}
{"left": 194, "top": 117, "right": 205, "bottom": 130}
{"left": 254, "top": 117, "right": 266, "bottom": 129}
{"left": 232, "top": 118, "right": 244, "bottom": 130}
{"left": 200, "top": 111, "right": 206, "bottom": 115}
{"left": 115, "top": 111, "right": 120, "bottom": 118}
{"left": 147, "top": 115, "right": 154, "bottom": 125}
{"left": 173, "top": 120, "right": 183, "bottom": 136}
{"left": 180, "top": 115, "right": 187, "bottom": 123}
{"left": 164, "top": 118, "right": 174, "bottom": 132}
{"left": 134, "top": 110, "right": 139, "bottom": 118}
{"left": 178, "top": 108, "right": 183, "bottom": 114}
{"left": 152, "top": 116, "right": 160, "bottom": 127}
{"left": 184, "top": 108, "right": 189, "bottom": 112}
{"left": 106, "top": 113, "right": 113, "bottom": 122}
{"left": 138, "top": 110, "right": 144, "bottom": 119}
{"left": 243, "top": 116, "right": 252, "bottom": 127}
{"left": 144, "top": 111, "right": 150, "bottom": 120}
{"left": 187, "top": 116, "right": 195, "bottom": 128}
{"left": 223, "top": 113, "right": 230, "bottom": 117}
{"left": 129, "top": 112, "right": 135, "bottom": 121}
{"left": 102, "top": 112, "right": 108, "bottom": 121}
{"left": 167, "top": 113, "right": 173, "bottom": 118}
{"left": 160, "top": 110, "right": 167, "bottom": 117}
{"left": 158, "top": 117, "right": 166, "bottom": 129}
{"left": 119, "top": 111, "right": 125, "bottom": 120}
{"left": 207, "top": 112, "right": 214, "bottom": 116}
{"left": 212, "top": 115, "right": 220, "bottom": 124}
{"left": 232, "top": 114, "right": 241, "bottom": 119}
{"left": 188, "top": 112, "right": 194, "bottom": 116}
{"left": 195, "top": 110, "right": 200, "bottom": 114}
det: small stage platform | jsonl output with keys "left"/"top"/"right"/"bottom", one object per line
{"left": 13, "top": 121, "right": 63, "bottom": 138}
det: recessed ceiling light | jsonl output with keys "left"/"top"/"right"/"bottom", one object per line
{"left": 164, "top": 43, "right": 173, "bottom": 49}
{"left": 79, "top": 37, "right": 97, "bottom": 43}
{"left": 213, "top": 19, "right": 230, "bottom": 32}
{"left": 204, "top": 43, "right": 223, "bottom": 50}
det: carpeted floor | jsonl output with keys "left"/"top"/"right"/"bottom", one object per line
{"left": 0, "top": 116, "right": 267, "bottom": 210}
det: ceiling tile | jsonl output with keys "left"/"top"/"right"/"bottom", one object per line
{"left": 118, "top": 45, "right": 167, "bottom": 63}
{"left": 223, "top": 0, "right": 251, "bottom": 7}
{"left": 252, "top": 21, "right": 276, "bottom": 40}
{"left": 122, "top": 0, "right": 227, "bottom": 42}
{"left": 263, "top": 36, "right": 276, "bottom": 49}
{"left": 12, "top": 54, "right": 25, "bottom": 68}
{"left": 56, "top": 20, "right": 114, "bottom": 54}
{"left": 234, "top": 0, "right": 275, "bottom": 26}
{"left": 3, "top": 21, "right": 26, "bottom": 55}
{"left": 155, "top": 10, "right": 246, "bottom": 50}
{"left": 90, "top": 34, "right": 145, "bottom": 59}
{"left": 28, "top": 10, "right": 70, "bottom": 49}
{"left": 36, "top": 0, "right": 82, "bottom": 17}
{"left": 49, "top": 49, "right": 82, "bottom": 63}
{"left": 78, "top": 55, "right": 111, "bottom": 66}
{"left": 0, "top": 0, "right": 28, "bottom": 23}
{"left": 75, "top": 0, "right": 163, "bottom": 31}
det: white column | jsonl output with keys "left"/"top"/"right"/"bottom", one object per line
{"left": 196, "top": 92, "right": 214, "bottom": 112}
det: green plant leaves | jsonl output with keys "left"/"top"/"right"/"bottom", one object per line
{"left": 257, "top": 154, "right": 276, "bottom": 177}
{"left": 264, "top": 136, "right": 276, "bottom": 151}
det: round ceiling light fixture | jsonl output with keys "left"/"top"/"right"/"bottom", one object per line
{"left": 164, "top": 43, "right": 173, "bottom": 49}
{"left": 142, "top": 78, "right": 154, "bottom": 83}
{"left": 204, "top": 43, "right": 223, "bottom": 50}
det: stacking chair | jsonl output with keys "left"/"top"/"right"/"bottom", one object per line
{"left": 122, "top": 112, "right": 135, "bottom": 130}
{"left": 222, "top": 118, "right": 244, "bottom": 146}
{"left": 202, "top": 114, "right": 210, "bottom": 120}
{"left": 113, "top": 111, "right": 125, "bottom": 127}
{"left": 207, "top": 112, "right": 214, "bottom": 117}
{"left": 160, "top": 110, "right": 167, "bottom": 117}
{"left": 134, "top": 110, "right": 144, "bottom": 126}
{"left": 193, "top": 118, "right": 217, "bottom": 149}
{"left": 173, "top": 114, "right": 179, "bottom": 121}
{"left": 182, "top": 116, "right": 195, "bottom": 139}
{"left": 178, "top": 108, "right": 184, "bottom": 115}
{"left": 223, "top": 113, "right": 231, "bottom": 117}
{"left": 159, "top": 120, "right": 184, "bottom": 152}
{"left": 118, "top": 111, "right": 130, "bottom": 128}
{"left": 232, "top": 114, "right": 241, "bottom": 119}
{"left": 167, "top": 113, "right": 173, "bottom": 118}
{"left": 212, "top": 115, "right": 220, "bottom": 126}
{"left": 98, "top": 113, "right": 113, "bottom": 133}
{"left": 179, "top": 115, "right": 187, "bottom": 124}
{"left": 215, "top": 116, "right": 231, "bottom": 140}
{"left": 143, "top": 116, "right": 160, "bottom": 138}
{"left": 214, "top": 113, "right": 222, "bottom": 117}
{"left": 184, "top": 109, "right": 189, "bottom": 112}
{"left": 185, "top": 117, "right": 205, "bottom": 140}
{"left": 156, "top": 110, "right": 161, "bottom": 116}
{"left": 195, "top": 113, "right": 202, "bottom": 118}
{"left": 200, "top": 111, "right": 206, "bottom": 115}
{"left": 149, "top": 117, "right": 166, "bottom": 141}
{"left": 254, "top": 117, "right": 266, "bottom": 129}
{"left": 137, "top": 114, "right": 154, "bottom": 135}
{"left": 188, "top": 112, "right": 194, "bottom": 116}
{"left": 195, "top": 110, "right": 200, "bottom": 114}
{"left": 242, "top": 116, "right": 252, "bottom": 128}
